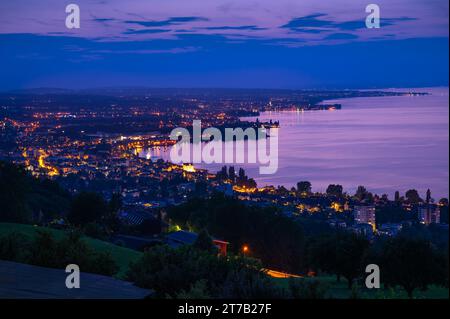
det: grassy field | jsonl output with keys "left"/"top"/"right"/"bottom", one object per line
{"left": 272, "top": 274, "right": 449, "bottom": 299}
{"left": 0, "top": 223, "right": 142, "bottom": 278}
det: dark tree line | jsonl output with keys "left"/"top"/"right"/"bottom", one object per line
{"left": 307, "top": 226, "right": 448, "bottom": 298}
{"left": 170, "top": 194, "right": 448, "bottom": 298}
{"left": 168, "top": 193, "right": 306, "bottom": 273}
{"left": 0, "top": 161, "right": 71, "bottom": 223}
{"left": 0, "top": 161, "right": 121, "bottom": 239}
{"left": 216, "top": 166, "right": 257, "bottom": 189}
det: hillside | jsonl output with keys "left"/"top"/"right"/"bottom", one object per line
{"left": 0, "top": 223, "right": 142, "bottom": 278}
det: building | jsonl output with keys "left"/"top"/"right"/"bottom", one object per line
{"left": 354, "top": 205, "right": 376, "bottom": 230}
{"left": 418, "top": 205, "right": 440, "bottom": 225}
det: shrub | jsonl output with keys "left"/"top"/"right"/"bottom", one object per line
{"left": 0, "top": 232, "right": 29, "bottom": 262}
{"left": 127, "top": 245, "right": 283, "bottom": 298}
{"left": 288, "top": 278, "right": 330, "bottom": 299}
{"left": 0, "top": 229, "right": 118, "bottom": 277}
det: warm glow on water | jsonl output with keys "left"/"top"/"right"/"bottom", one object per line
{"left": 152, "top": 88, "right": 449, "bottom": 199}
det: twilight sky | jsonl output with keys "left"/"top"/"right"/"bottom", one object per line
{"left": 0, "top": 0, "right": 448, "bottom": 89}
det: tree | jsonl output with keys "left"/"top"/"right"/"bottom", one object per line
{"left": 405, "top": 189, "right": 422, "bottom": 204}
{"left": 216, "top": 166, "right": 228, "bottom": 181}
{"left": 127, "top": 245, "right": 280, "bottom": 298}
{"left": 168, "top": 193, "right": 306, "bottom": 274}
{"left": 277, "top": 185, "right": 289, "bottom": 196}
{"left": 439, "top": 199, "right": 449, "bottom": 224}
{"left": 0, "top": 161, "right": 31, "bottom": 223}
{"left": 108, "top": 193, "right": 122, "bottom": 214}
{"left": 334, "top": 232, "right": 369, "bottom": 289}
{"left": 238, "top": 168, "right": 246, "bottom": 180}
{"left": 308, "top": 231, "right": 369, "bottom": 288}
{"left": 394, "top": 191, "right": 400, "bottom": 202}
{"left": 355, "top": 186, "right": 368, "bottom": 201}
{"left": 308, "top": 235, "right": 338, "bottom": 279}
{"left": 381, "top": 236, "right": 442, "bottom": 298}
{"left": 376, "top": 204, "right": 408, "bottom": 224}
{"left": 326, "top": 184, "right": 343, "bottom": 197}
{"left": 228, "top": 166, "right": 236, "bottom": 182}
{"left": 426, "top": 189, "right": 432, "bottom": 204}
{"left": 104, "top": 193, "right": 121, "bottom": 231}
{"left": 194, "top": 229, "right": 217, "bottom": 253}
{"left": 67, "top": 192, "right": 108, "bottom": 227}
{"left": 297, "top": 181, "right": 312, "bottom": 194}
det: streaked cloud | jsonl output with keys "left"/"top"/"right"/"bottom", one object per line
{"left": 124, "top": 16, "right": 209, "bottom": 27}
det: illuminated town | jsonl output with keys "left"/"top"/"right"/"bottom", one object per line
{"left": 1, "top": 89, "right": 446, "bottom": 241}
{"left": 0, "top": 0, "right": 448, "bottom": 303}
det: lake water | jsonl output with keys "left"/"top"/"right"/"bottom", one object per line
{"left": 147, "top": 87, "right": 449, "bottom": 199}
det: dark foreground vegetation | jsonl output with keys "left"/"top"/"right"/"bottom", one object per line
{"left": 0, "top": 161, "right": 448, "bottom": 298}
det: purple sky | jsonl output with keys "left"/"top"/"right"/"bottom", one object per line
{"left": 1, "top": 0, "right": 448, "bottom": 44}
{"left": 0, "top": 0, "right": 448, "bottom": 89}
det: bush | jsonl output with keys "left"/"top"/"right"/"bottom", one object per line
{"left": 0, "top": 232, "right": 29, "bottom": 262}
{"left": 221, "top": 268, "right": 285, "bottom": 299}
{"left": 175, "top": 280, "right": 212, "bottom": 299}
{"left": 28, "top": 230, "right": 60, "bottom": 268}
{"left": 0, "top": 229, "right": 118, "bottom": 277}
{"left": 288, "top": 278, "right": 330, "bottom": 299}
{"left": 83, "top": 222, "right": 107, "bottom": 240}
{"left": 90, "top": 251, "right": 119, "bottom": 276}
{"left": 127, "top": 245, "right": 283, "bottom": 298}
{"left": 67, "top": 192, "right": 108, "bottom": 227}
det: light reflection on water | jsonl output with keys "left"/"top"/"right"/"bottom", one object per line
{"left": 145, "top": 87, "right": 449, "bottom": 199}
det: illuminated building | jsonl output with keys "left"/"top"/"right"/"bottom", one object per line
{"left": 182, "top": 163, "right": 196, "bottom": 173}
{"left": 354, "top": 205, "right": 376, "bottom": 230}
{"left": 418, "top": 205, "right": 440, "bottom": 225}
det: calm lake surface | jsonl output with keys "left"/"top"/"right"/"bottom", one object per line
{"left": 149, "top": 87, "right": 449, "bottom": 199}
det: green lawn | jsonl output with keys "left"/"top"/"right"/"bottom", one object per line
{"left": 0, "top": 223, "right": 142, "bottom": 278}
{"left": 272, "top": 274, "right": 449, "bottom": 299}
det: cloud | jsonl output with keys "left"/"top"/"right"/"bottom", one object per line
{"left": 123, "top": 29, "right": 172, "bottom": 35}
{"left": 281, "top": 13, "right": 334, "bottom": 30}
{"left": 282, "top": 14, "right": 417, "bottom": 33}
{"left": 203, "top": 25, "right": 267, "bottom": 31}
{"left": 335, "top": 20, "right": 366, "bottom": 31}
{"left": 91, "top": 15, "right": 116, "bottom": 27}
{"left": 288, "top": 28, "right": 327, "bottom": 34}
{"left": 124, "top": 16, "right": 208, "bottom": 27}
{"left": 93, "top": 18, "right": 116, "bottom": 22}
{"left": 336, "top": 17, "right": 416, "bottom": 31}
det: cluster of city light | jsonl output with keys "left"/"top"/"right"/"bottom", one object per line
{"left": 37, "top": 150, "right": 59, "bottom": 176}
